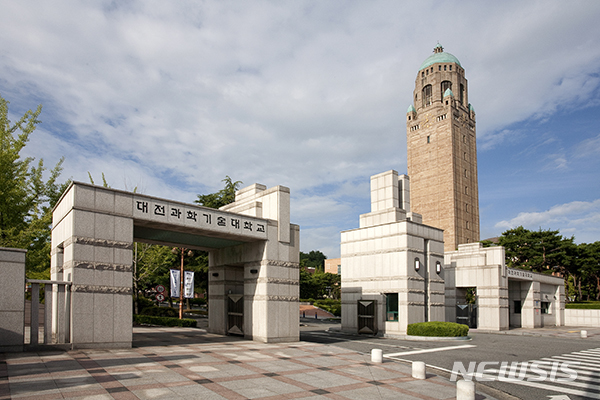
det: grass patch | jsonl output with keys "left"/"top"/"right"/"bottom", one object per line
{"left": 133, "top": 314, "right": 197, "bottom": 327}
{"left": 566, "top": 301, "right": 600, "bottom": 309}
{"left": 407, "top": 321, "right": 469, "bottom": 337}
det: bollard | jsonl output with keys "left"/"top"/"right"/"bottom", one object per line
{"left": 371, "top": 349, "right": 383, "bottom": 363}
{"left": 412, "top": 361, "right": 426, "bottom": 379}
{"left": 581, "top": 330, "right": 588, "bottom": 339}
{"left": 456, "top": 379, "right": 475, "bottom": 400}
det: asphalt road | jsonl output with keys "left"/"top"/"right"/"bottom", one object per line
{"left": 300, "top": 320, "right": 600, "bottom": 400}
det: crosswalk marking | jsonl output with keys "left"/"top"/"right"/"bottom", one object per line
{"left": 482, "top": 347, "right": 600, "bottom": 399}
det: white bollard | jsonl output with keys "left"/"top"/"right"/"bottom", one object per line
{"left": 581, "top": 330, "right": 588, "bottom": 338}
{"left": 371, "top": 348, "right": 383, "bottom": 363}
{"left": 412, "top": 361, "right": 426, "bottom": 379}
{"left": 456, "top": 379, "right": 475, "bottom": 400}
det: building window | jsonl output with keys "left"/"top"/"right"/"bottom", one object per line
{"left": 337, "top": 265, "right": 341, "bottom": 274}
{"left": 541, "top": 301, "right": 551, "bottom": 314}
{"left": 438, "top": 65, "right": 441, "bottom": 71}
{"left": 465, "top": 186, "right": 468, "bottom": 194}
{"left": 422, "top": 85, "right": 432, "bottom": 107}
{"left": 421, "top": 71, "right": 424, "bottom": 77}
{"left": 460, "top": 84, "right": 465, "bottom": 105}
{"left": 444, "top": 65, "right": 447, "bottom": 71}
{"left": 463, "top": 135, "right": 466, "bottom": 143}
{"left": 426, "top": 69, "right": 429, "bottom": 76}
{"left": 466, "top": 221, "right": 470, "bottom": 230}
{"left": 449, "top": 65, "right": 452, "bottom": 71}
{"left": 464, "top": 152, "right": 467, "bottom": 160}
{"left": 464, "top": 169, "right": 468, "bottom": 177}
{"left": 386, "top": 293, "right": 399, "bottom": 321}
{"left": 441, "top": 81, "right": 452, "bottom": 101}
{"left": 465, "top": 203, "right": 469, "bottom": 212}
{"left": 514, "top": 300, "right": 522, "bottom": 314}
{"left": 427, "top": 135, "right": 430, "bottom": 143}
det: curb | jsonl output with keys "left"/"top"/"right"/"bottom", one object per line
{"left": 384, "top": 334, "right": 472, "bottom": 341}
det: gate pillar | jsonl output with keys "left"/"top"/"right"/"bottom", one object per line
{"left": 211, "top": 185, "right": 300, "bottom": 343}
{"left": 52, "top": 184, "right": 134, "bottom": 348}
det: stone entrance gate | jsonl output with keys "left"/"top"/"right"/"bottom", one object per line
{"left": 50, "top": 181, "right": 299, "bottom": 348}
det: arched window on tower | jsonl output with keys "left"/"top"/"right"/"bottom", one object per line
{"left": 441, "top": 81, "right": 452, "bottom": 101}
{"left": 422, "top": 85, "right": 432, "bottom": 107}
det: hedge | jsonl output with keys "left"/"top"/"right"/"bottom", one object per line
{"left": 566, "top": 302, "right": 600, "bottom": 309}
{"left": 133, "top": 314, "right": 197, "bottom": 327}
{"left": 407, "top": 321, "right": 469, "bottom": 337}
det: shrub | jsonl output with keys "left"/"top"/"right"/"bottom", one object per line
{"left": 134, "top": 296, "right": 155, "bottom": 312}
{"left": 190, "top": 298, "right": 207, "bottom": 306}
{"left": 313, "top": 299, "right": 341, "bottom": 316}
{"left": 140, "top": 306, "right": 177, "bottom": 317}
{"left": 407, "top": 321, "right": 469, "bottom": 337}
{"left": 133, "top": 314, "right": 197, "bottom": 328}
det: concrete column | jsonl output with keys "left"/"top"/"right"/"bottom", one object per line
{"left": 521, "top": 281, "right": 541, "bottom": 328}
{"left": 52, "top": 184, "right": 134, "bottom": 348}
{"left": 0, "top": 247, "right": 27, "bottom": 352}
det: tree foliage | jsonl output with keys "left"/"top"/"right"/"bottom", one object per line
{"left": 495, "top": 226, "right": 600, "bottom": 301}
{"left": 300, "top": 268, "right": 340, "bottom": 300}
{"left": 195, "top": 176, "right": 242, "bottom": 209}
{"left": 300, "top": 250, "right": 327, "bottom": 272}
{"left": 499, "top": 226, "right": 571, "bottom": 272}
{"left": 0, "top": 94, "right": 67, "bottom": 278}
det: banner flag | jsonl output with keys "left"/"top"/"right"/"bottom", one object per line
{"left": 170, "top": 269, "right": 180, "bottom": 298}
{"left": 184, "top": 271, "right": 195, "bottom": 299}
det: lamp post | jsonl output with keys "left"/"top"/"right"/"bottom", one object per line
{"left": 172, "top": 247, "right": 193, "bottom": 319}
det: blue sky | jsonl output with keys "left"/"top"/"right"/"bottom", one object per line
{"left": 1, "top": 1, "right": 599, "bottom": 258}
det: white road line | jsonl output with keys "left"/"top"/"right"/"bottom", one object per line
{"left": 548, "top": 355, "right": 600, "bottom": 365}
{"left": 485, "top": 368, "right": 600, "bottom": 391}
{"left": 384, "top": 344, "right": 476, "bottom": 357}
{"left": 474, "top": 373, "right": 600, "bottom": 398}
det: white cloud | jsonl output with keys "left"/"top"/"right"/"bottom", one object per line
{"left": 575, "top": 133, "right": 600, "bottom": 159}
{"left": 2, "top": 1, "right": 600, "bottom": 255}
{"left": 495, "top": 199, "right": 600, "bottom": 243}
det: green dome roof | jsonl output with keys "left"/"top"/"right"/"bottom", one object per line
{"left": 444, "top": 88, "right": 454, "bottom": 98}
{"left": 419, "top": 44, "right": 461, "bottom": 71}
{"left": 407, "top": 104, "right": 416, "bottom": 113}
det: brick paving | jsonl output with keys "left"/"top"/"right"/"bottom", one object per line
{"left": 0, "top": 326, "right": 499, "bottom": 399}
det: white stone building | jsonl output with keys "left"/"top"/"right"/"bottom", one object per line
{"left": 340, "top": 170, "right": 565, "bottom": 336}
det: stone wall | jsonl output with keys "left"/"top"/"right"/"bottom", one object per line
{"left": 0, "top": 247, "right": 26, "bottom": 352}
{"left": 565, "top": 309, "right": 600, "bottom": 327}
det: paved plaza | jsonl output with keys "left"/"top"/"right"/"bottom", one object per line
{"left": 0, "top": 326, "right": 500, "bottom": 400}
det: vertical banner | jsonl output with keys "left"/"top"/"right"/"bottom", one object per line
{"left": 170, "top": 269, "right": 180, "bottom": 298}
{"left": 184, "top": 271, "right": 195, "bottom": 299}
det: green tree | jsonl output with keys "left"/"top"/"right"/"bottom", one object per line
{"left": 299, "top": 268, "right": 340, "bottom": 300}
{"left": 0, "top": 94, "right": 67, "bottom": 278}
{"left": 577, "top": 242, "right": 600, "bottom": 301}
{"left": 300, "top": 250, "right": 327, "bottom": 272}
{"left": 498, "top": 226, "right": 570, "bottom": 273}
{"left": 195, "top": 176, "right": 242, "bottom": 209}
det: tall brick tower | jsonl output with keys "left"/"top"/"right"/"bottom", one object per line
{"left": 406, "top": 44, "right": 479, "bottom": 252}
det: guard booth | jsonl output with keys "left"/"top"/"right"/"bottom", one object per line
{"left": 50, "top": 181, "right": 299, "bottom": 348}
